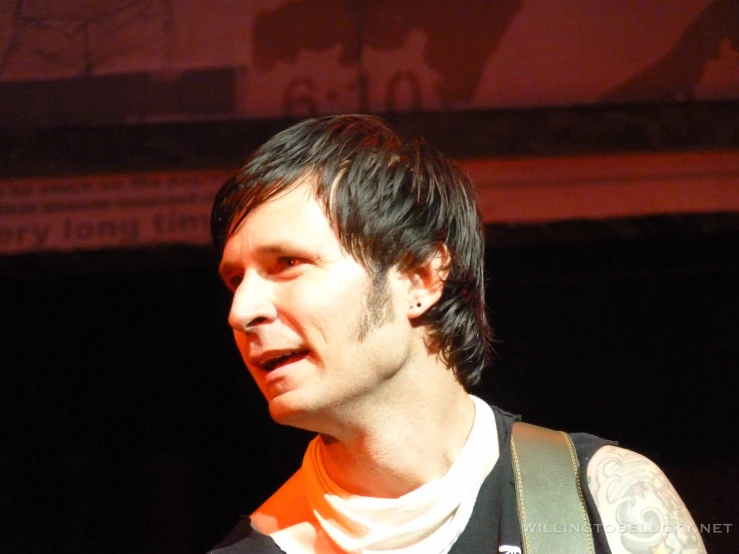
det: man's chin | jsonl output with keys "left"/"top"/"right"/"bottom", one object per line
{"left": 267, "top": 393, "right": 321, "bottom": 430}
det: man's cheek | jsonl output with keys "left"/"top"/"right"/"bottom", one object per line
{"left": 233, "top": 331, "right": 249, "bottom": 358}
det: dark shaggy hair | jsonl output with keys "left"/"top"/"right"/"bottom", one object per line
{"left": 211, "top": 114, "right": 491, "bottom": 388}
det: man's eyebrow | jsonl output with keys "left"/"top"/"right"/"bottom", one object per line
{"left": 253, "top": 243, "right": 313, "bottom": 258}
{"left": 218, "top": 244, "right": 314, "bottom": 277}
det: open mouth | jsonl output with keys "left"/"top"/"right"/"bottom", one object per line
{"left": 261, "top": 349, "right": 310, "bottom": 371}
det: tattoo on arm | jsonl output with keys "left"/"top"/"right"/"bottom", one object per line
{"left": 586, "top": 446, "right": 706, "bottom": 554}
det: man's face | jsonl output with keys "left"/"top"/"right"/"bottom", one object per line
{"left": 219, "top": 179, "right": 413, "bottom": 429}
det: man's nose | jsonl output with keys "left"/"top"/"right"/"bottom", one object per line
{"left": 228, "top": 272, "right": 277, "bottom": 332}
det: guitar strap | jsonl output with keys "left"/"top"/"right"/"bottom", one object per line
{"left": 511, "top": 422, "right": 595, "bottom": 554}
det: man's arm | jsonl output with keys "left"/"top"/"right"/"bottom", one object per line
{"left": 586, "top": 445, "right": 706, "bottom": 554}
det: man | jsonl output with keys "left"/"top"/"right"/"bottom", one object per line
{"left": 209, "top": 114, "right": 705, "bottom": 553}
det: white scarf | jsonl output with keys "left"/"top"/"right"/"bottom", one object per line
{"left": 295, "top": 395, "right": 498, "bottom": 554}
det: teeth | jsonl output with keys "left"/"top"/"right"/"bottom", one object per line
{"left": 262, "top": 350, "right": 303, "bottom": 371}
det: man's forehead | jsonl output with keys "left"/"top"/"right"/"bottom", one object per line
{"left": 223, "top": 186, "right": 338, "bottom": 252}
{"left": 228, "top": 178, "right": 314, "bottom": 228}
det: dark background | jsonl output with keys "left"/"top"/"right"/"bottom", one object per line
{"left": 2, "top": 216, "right": 738, "bottom": 553}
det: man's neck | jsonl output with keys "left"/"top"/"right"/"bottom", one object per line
{"left": 317, "top": 366, "right": 477, "bottom": 498}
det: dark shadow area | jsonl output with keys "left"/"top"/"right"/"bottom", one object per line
{"left": 3, "top": 102, "right": 738, "bottom": 178}
{"left": 2, "top": 218, "right": 737, "bottom": 553}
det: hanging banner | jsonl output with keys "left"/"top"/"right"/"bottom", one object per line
{"left": 0, "top": 169, "right": 230, "bottom": 254}
{"left": 3, "top": 151, "right": 739, "bottom": 255}
{"left": 1, "top": 1, "right": 736, "bottom": 125}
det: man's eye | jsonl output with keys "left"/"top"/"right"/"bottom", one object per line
{"left": 227, "top": 275, "right": 243, "bottom": 290}
{"left": 278, "top": 257, "right": 301, "bottom": 270}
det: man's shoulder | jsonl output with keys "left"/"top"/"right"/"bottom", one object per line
{"left": 250, "top": 469, "right": 313, "bottom": 533}
{"left": 207, "top": 515, "right": 284, "bottom": 554}
{"left": 585, "top": 445, "right": 706, "bottom": 554}
{"left": 208, "top": 469, "right": 311, "bottom": 554}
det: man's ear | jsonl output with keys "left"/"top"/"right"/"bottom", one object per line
{"left": 405, "top": 244, "right": 450, "bottom": 319}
